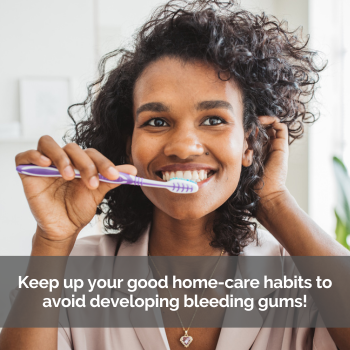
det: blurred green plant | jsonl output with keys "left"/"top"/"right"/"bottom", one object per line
{"left": 333, "top": 156, "right": 350, "bottom": 250}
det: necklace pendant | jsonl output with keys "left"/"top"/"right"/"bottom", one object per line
{"left": 180, "top": 330, "right": 193, "bottom": 348}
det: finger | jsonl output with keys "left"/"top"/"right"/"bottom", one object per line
{"left": 15, "top": 150, "right": 52, "bottom": 181}
{"left": 84, "top": 148, "right": 121, "bottom": 181}
{"left": 271, "top": 120, "right": 288, "bottom": 141}
{"left": 115, "top": 164, "right": 138, "bottom": 176}
{"left": 95, "top": 163, "right": 138, "bottom": 194}
{"left": 266, "top": 127, "right": 276, "bottom": 139}
{"left": 63, "top": 143, "right": 100, "bottom": 190}
{"left": 83, "top": 149, "right": 137, "bottom": 181}
{"left": 15, "top": 149, "right": 52, "bottom": 167}
{"left": 258, "top": 115, "right": 278, "bottom": 125}
{"left": 37, "top": 135, "right": 76, "bottom": 181}
{"left": 258, "top": 116, "right": 288, "bottom": 141}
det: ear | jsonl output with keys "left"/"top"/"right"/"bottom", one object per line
{"left": 242, "top": 127, "right": 257, "bottom": 167}
{"left": 126, "top": 136, "right": 133, "bottom": 165}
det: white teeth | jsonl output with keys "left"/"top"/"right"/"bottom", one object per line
{"left": 192, "top": 171, "right": 199, "bottom": 182}
{"left": 183, "top": 171, "right": 191, "bottom": 180}
{"left": 161, "top": 169, "right": 213, "bottom": 182}
{"left": 175, "top": 171, "right": 183, "bottom": 179}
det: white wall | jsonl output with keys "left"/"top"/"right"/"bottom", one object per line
{"left": 0, "top": 0, "right": 96, "bottom": 255}
{"left": 275, "top": 0, "right": 310, "bottom": 214}
{"left": 308, "top": 0, "right": 344, "bottom": 236}
{"left": 0, "top": 0, "right": 314, "bottom": 255}
{"left": 0, "top": 0, "right": 96, "bottom": 122}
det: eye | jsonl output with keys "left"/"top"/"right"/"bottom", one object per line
{"left": 202, "top": 116, "right": 226, "bottom": 126}
{"left": 146, "top": 118, "right": 169, "bottom": 127}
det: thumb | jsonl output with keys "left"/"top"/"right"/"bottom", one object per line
{"left": 96, "top": 164, "right": 138, "bottom": 197}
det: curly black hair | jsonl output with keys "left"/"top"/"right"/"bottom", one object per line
{"left": 64, "top": 0, "right": 325, "bottom": 255}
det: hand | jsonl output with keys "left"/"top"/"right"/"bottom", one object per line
{"left": 15, "top": 135, "right": 137, "bottom": 248}
{"left": 255, "top": 116, "right": 289, "bottom": 208}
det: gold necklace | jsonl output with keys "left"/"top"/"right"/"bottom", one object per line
{"left": 148, "top": 249, "right": 225, "bottom": 348}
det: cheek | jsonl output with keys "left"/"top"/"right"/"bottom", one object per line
{"left": 131, "top": 132, "right": 157, "bottom": 177}
{"left": 212, "top": 132, "right": 245, "bottom": 198}
{"left": 218, "top": 131, "right": 244, "bottom": 174}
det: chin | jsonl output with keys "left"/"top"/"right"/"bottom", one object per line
{"left": 143, "top": 188, "right": 224, "bottom": 221}
{"left": 161, "top": 205, "right": 212, "bottom": 221}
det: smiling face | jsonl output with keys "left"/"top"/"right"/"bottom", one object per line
{"left": 129, "top": 56, "right": 253, "bottom": 221}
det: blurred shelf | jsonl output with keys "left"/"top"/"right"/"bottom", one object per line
{"left": 0, "top": 138, "right": 39, "bottom": 143}
{"left": 0, "top": 137, "right": 65, "bottom": 143}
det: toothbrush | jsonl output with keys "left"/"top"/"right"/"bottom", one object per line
{"left": 16, "top": 164, "right": 199, "bottom": 194}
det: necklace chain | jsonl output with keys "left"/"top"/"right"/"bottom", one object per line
{"left": 148, "top": 249, "right": 224, "bottom": 334}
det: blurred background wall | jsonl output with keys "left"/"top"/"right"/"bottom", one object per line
{"left": 0, "top": 0, "right": 348, "bottom": 255}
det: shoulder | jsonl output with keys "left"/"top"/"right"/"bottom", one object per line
{"left": 69, "top": 234, "right": 119, "bottom": 256}
{"left": 241, "top": 228, "right": 287, "bottom": 256}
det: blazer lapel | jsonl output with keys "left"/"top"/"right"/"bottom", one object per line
{"left": 131, "top": 327, "right": 170, "bottom": 350}
{"left": 217, "top": 327, "right": 262, "bottom": 350}
{"left": 117, "top": 224, "right": 170, "bottom": 350}
{"left": 216, "top": 266, "right": 263, "bottom": 350}
{"left": 130, "top": 280, "right": 170, "bottom": 350}
{"left": 129, "top": 278, "right": 171, "bottom": 349}
{"left": 216, "top": 240, "right": 282, "bottom": 350}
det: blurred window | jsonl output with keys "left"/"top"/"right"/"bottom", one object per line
{"left": 343, "top": 0, "right": 350, "bottom": 169}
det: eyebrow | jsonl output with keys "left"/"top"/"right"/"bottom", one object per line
{"left": 196, "top": 100, "right": 234, "bottom": 113}
{"left": 136, "top": 102, "right": 169, "bottom": 118}
{"left": 135, "top": 99, "right": 234, "bottom": 119}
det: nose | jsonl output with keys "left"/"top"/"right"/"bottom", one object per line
{"left": 163, "top": 128, "right": 205, "bottom": 159}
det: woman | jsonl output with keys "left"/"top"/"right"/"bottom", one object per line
{"left": 1, "top": 0, "right": 349, "bottom": 349}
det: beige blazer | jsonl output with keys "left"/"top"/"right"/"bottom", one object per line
{"left": 57, "top": 225, "right": 337, "bottom": 350}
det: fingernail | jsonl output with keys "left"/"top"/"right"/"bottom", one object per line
{"left": 89, "top": 176, "right": 99, "bottom": 188}
{"left": 63, "top": 166, "right": 74, "bottom": 178}
{"left": 107, "top": 166, "right": 119, "bottom": 178}
{"left": 40, "top": 155, "right": 50, "bottom": 162}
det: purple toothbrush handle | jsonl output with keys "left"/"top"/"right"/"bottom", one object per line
{"left": 15, "top": 164, "right": 135, "bottom": 184}
{"left": 15, "top": 164, "right": 198, "bottom": 193}
{"left": 16, "top": 164, "right": 66, "bottom": 177}
{"left": 15, "top": 164, "right": 161, "bottom": 186}
{"left": 16, "top": 164, "right": 61, "bottom": 177}
{"left": 97, "top": 171, "right": 137, "bottom": 185}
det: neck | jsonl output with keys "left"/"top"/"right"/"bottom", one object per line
{"left": 148, "top": 208, "right": 222, "bottom": 256}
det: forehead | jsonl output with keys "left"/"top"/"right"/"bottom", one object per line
{"left": 133, "top": 56, "right": 244, "bottom": 117}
